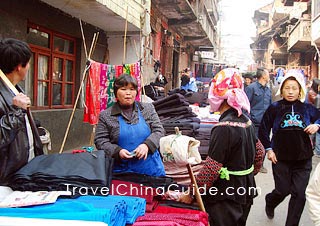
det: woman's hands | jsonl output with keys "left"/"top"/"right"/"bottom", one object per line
{"left": 304, "top": 124, "right": 320, "bottom": 135}
{"left": 133, "top": 144, "right": 149, "bottom": 160}
{"left": 267, "top": 150, "right": 277, "bottom": 164}
{"left": 119, "top": 149, "right": 134, "bottom": 159}
{"left": 119, "top": 144, "right": 149, "bottom": 160}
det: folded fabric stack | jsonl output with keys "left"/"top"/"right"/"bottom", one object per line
{"left": 75, "top": 195, "right": 146, "bottom": 225}
{"left": 0, "top": 195, "right": 145, "bottom": 226}
{"left": 164, "top": 162, "right": 204, "bottom": 185}
{"left": 9, "top": 151, "right": 113, "bottom": 195}
{"left": 153, "top": 93, "right": 200, "bottom": 137}
{"left": 111, "top": 180, "right": 159, "bottom": 212}
{"left": 112, "top": 172, "right": 175, "bottom": 189}
{"left": 194, "top": 126, "right": 214, "bottom": 159}
{"left": 133, "top": 205, "right": 208, "bottom": 226}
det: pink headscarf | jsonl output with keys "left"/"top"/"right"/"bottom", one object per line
{"left": 208, "top": 68, "right": 250, "bottom": 116}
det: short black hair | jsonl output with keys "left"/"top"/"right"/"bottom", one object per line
{"left": 113, "top": 74, "right": 138, "bottom": 97}
{"left": 312, "top": 78, "right": 320, "bottom": 92}
{"left": 0, "top": 38, "right": 32, "bottom": 74}
{"left": 256, "top": 67, "right": 267, "bottom": 79}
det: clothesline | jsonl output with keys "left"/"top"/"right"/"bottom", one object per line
{"left": 83, "top": 60, "right": 142, "bottom": 125}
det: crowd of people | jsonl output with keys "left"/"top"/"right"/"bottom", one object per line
{"left": 1, "top": 37, "right": 320, "bottom": 226}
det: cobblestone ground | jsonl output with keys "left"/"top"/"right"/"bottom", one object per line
{"left": 246, "top": 156, "right": 320, "bottom": 226}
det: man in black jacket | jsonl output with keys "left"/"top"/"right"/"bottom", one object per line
{"left": 0, "top": 38, "right": 43, "bottom": 184}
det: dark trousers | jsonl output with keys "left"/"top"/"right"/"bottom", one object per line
{"left": 205, "top": 199, "right": 252, "bottom": 226}
{"left": 266, "top": 159, "right": 312, "bottom": 226}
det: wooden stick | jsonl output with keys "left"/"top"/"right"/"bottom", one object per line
{"left": 123, "top": 6, "right": 129, "bottom": 64}
{"left": 187, "top": 163, "right": 206, "bottom": 212}
{"left": 79, "top": 18, "right": 88, "bottom": 59}
{"left": 59, "top": 33, "right": 98, "bottom": 153}
{"left": 133, "top": 39, "right": 145, "bottom": 99}
{"left": 0, "top": 70, "right": 19, "bottom": 95}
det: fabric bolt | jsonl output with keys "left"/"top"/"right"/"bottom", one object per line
{"left": 74, "top": 195, "right": 146, "bottom": 225}
{"left": 152, "top": 93, "right": 186, "bottom": 107}
{"left": 9, "top": 150, "right": 113, "bottom": 194}
{"left": 0, "top": 198, "right": 123, "bottom": 226}
{"left": 156, "top": 106, "right": 193, "bottom": 117}
{"left": 164, "top": 162, "right": 203, "bottom": 185}
{"left": 134, "top": 213, "right": 207, "bottom": 226}
{"left": 112, "top": 172, "right": 175, "bottom": 189}
{"left": 110, "top": 179, "right": 159, "bottom": 212}
{"left": 154, "top": 99, "right": 190, "bottom": 111}
{"left": 133, "top": 221, "right": 182, "bottom": 226}
{"left": 153, "top": 205, "right": 208, "bottom": 225}
{"left": 0, "top": 195, "right": 146, "bottom": 226}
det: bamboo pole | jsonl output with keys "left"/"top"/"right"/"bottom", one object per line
{"left": 133, "top": 39, "right": 145, "bottom": 100}
{"left": 123, "top": 6, "right": 129, "bottom": 64}
{"left": 59, "top": 33, "right": 98, "bottom": 153}
{"left": 187, "top": 163, "right": 206, "bottom": 212}
{"left": 79, "top": 19, "right": 88, "bottom": 59}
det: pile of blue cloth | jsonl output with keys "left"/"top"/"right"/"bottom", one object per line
{"left": 0, "top": 195, "right": 146, "bottom": 226}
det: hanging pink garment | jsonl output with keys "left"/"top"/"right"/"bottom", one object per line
{"left": 100, "top": 64, "right": 108, "bottom": 111}
{"left": 134, "top": 61, "right": 141, "bottom": 101}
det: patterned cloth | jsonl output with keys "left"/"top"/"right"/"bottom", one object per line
{"left": 208, "top": 68, "right": 250, "bottom": 116}
{"left": 195, "top": 156, "right": 222, "bottom": 188}
{"left": 254, "top": 139, "right": 265, "bottom": 175}
{"left": 84, "top": 60, "right": 141, "bottom": 125}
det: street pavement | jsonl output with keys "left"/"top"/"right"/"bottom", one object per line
{"left": 246, "top": 156, "right": 320, "bottom": 226}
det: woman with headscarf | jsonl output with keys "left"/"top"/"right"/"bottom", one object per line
{"left": 259, "top": 69, "right": 320, "bottom": 226}
{"left": 181, "top": 68, "right": 264, "bottom": 226}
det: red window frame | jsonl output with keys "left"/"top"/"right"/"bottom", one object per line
{"left": 27, "top": 23, "right": 76, "bottom": 109}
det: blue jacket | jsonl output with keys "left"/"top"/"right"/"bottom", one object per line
{"left": 245, "top": 81, "right": 272, "bottom": 127}
{"left": 258, "top": 99, "right": 320, "bottom": 160}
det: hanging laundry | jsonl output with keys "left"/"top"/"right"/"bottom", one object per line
{"left": 83, "top": 61, "right": 101, "bottom": 125}
{"left": 84, "top": 61, "right": 142, "bottom": 125}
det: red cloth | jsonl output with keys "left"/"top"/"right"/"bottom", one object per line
{"left": 83, "top": 61, "right": 101, "bottom": 125}
{"left": 134, "top": 213, "right": 207, "bottom": 226}
{"left": 133, "top": 221, "right": 182, "bottom": 226}
{"left": 153, "top": 206, "right": 208, "bottom": 225}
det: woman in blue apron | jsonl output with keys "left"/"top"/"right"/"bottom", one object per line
{"left": 95, "top": 74, "right": 165, "bottom": 177}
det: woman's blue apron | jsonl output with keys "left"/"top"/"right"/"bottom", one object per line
{"left": 113, "top": 108, "right": 165, "bottom": 176}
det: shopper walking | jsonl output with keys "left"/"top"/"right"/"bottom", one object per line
{"left": 259, "top": 69, "right": 320, "bottom": 226}
{"left": 245, "top": 67, "right": 272, "bottom": 173}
